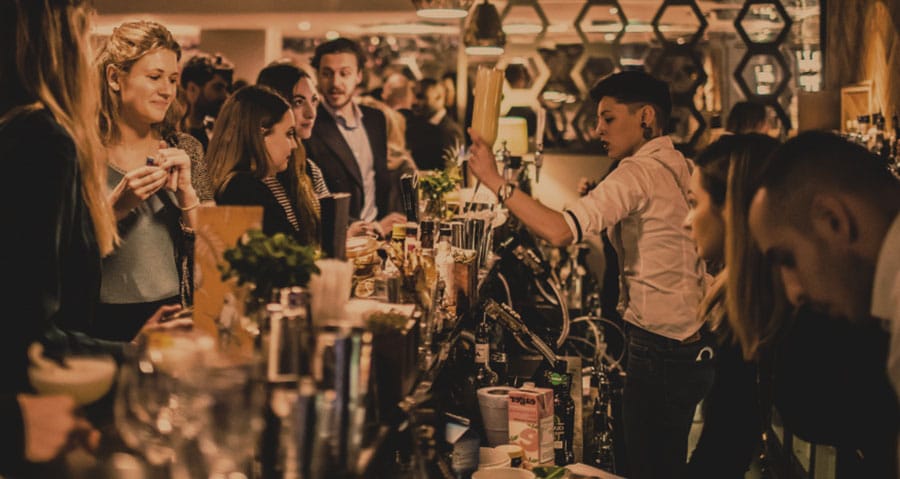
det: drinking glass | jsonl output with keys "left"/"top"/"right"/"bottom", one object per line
{"left": 194, "top": 357, "right": 266, "bottom": 478}
{"left": 470, "top": 65, "right": 505, "bottom": 147}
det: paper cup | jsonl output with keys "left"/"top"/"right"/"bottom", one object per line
{"left": 477, "top": 386, "right": 516, "bottom": 446}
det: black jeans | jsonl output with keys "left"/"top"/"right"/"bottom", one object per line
{"left": 622, "top": 322, "right": 716, "bottom": 479}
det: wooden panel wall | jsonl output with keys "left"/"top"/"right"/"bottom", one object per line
{"left": 826, "top": 0, "right": 900, "bottom": 123}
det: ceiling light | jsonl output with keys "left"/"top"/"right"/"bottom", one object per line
{"left": 412, "top": 0, "right": 473, "bottom": 19}
{"left": 464, "top": 0, "right": 505, "bottom": 56}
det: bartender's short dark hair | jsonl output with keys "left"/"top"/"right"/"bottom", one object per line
{"left": 311, "top": 37, "right": 366, "bottom": 72}
{"left": 590, "top": 70, "right": 672, "bottom": 131}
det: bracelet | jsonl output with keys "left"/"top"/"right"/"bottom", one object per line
{"left": 179, "top": 200, "right": 201, "bottom": 212}
{"left": 496, "top": 182, "right": 516, "bottom": 204}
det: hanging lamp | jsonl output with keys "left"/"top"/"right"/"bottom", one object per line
{"left": 464, "top": 0, "right": 505, "bottom": 56}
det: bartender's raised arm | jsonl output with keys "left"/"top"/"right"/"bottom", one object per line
{"left": 467, "top": 127, "right": 574, "bottom": 247}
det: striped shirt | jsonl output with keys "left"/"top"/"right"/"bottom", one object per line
{"left": 262, "top": 176, "right": 300, "bottom": 233}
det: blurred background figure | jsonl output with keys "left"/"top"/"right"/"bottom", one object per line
{"left": 180, "top": 51, "right": 235, "bottom": 151}
{"left": 725, "top": 100, "right": 768, "bottom": 135}
{"left": 407, "top": 77, "right": 463, "bottom": 171}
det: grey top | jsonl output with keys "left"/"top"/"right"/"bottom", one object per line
{"left": 101, "top": 166, "right": 181, "bottom": 303}
{"left": 100, "top": 132, "right": 206, "bottom": 304}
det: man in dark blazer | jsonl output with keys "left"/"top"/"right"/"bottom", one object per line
{"left": 304, "top": 37, "right": 406, "bottom": 236}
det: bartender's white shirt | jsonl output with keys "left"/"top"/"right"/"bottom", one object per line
{"left": 562, "top": 136, "right": 707, "bottom": 341}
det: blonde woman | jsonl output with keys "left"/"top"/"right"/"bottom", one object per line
{"left": 94, "top": 21, "right": 210, "bottom": 341}
{"left": 0, "top": 1, "right": 180, "bottom": 471}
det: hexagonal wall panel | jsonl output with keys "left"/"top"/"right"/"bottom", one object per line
{"left": 495, "top": 45, "right": 550, "bottom": 113}
{"left": 574, "top": 0, "right": 628, "bottom": 45}
{"left": 650, "top": 47, "right": 706, "bottom": 96}
{"left": 651, "top": 0, "right": 708, "bottom": 48}
{"left": 572, "top": 98, "right": 601, "bottom": 147}
{"left": 734, "top": 50, "right": 791, "bottom": 100}
{"left": 734, "top": 0, "right": 792, "bottom": 50}
{"left": 500, "top": 0, "right": 550, "bottom": 44}
{"left": 571, "top": 43, "right": 618, "bottom": 95}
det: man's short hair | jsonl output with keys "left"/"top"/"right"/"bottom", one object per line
{"left": 310, "top": 37, "right": 366, "bottom": 72}
{"left": 181, "top": 52, "right": 234, "bottom": 89}
{"left": 589, "top": 70, "right": 672, "bottom": 131}
{"left": 758, "top": 130, "right": 900, "bottom": 227}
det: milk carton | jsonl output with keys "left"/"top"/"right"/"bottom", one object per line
{"left": 507, "top": 382, "right": 554, "bottom": 468}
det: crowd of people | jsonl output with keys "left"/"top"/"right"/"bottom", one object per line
{"left": 1, "top": 1, "right": 898, "bottom": 478}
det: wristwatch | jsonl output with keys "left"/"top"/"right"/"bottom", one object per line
{"left": 496, "top": 182, "right": 516, "bottom": 204}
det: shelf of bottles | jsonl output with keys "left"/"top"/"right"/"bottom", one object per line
{"left": 839, "top": 111, "right": 900, "bottom": 178}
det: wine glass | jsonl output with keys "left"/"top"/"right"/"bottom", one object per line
{"left": 27, "top": 343, "right": 118, "bottom": 407}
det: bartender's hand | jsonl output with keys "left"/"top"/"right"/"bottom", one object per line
{"left": 18, "top": 394, "right": 100, "bottom": 462}
{"left": 466, "top": 128, "right": 505, "bottom": 193}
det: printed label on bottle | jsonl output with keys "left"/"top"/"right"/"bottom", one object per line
{"left": 554, "top": 415, "right": 565, "bottom": 449}
{"left": 475, "top": 343, "right": 489, "bottom": 363}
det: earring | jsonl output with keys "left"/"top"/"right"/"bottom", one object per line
{"left": 640, "top": 121, "right": 653, "bottom": 140}
{"left": 110, "top": 83, "right": 120, "bottom": 92}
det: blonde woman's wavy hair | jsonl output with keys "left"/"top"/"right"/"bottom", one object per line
{"left": 95, "top": 20, "right": 182, "bottom": 145}
{"left": 1, "top": 0, "right": 117, "bottom": 255}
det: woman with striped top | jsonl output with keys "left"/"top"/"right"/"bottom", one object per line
{"left": 207, "top": 85, "right": 311, "bottom": 244}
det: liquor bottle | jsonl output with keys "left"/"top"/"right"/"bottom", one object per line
{"left": 547, "top": 361, "right": 575, "bottom": 465}
{"left": 436, "top": 225, "right": 456, "bottom": 316}
{"left": 474, "top": 315, "right": 499, "bottom": 388}
{"left": 489, "top": 329, "right": 508, "bottom": 386}
{"left": 390, "top": 223, "right": 406, "bottom": 270}
{"left": 591, "top": 364, "right": 616, "bottom": 472}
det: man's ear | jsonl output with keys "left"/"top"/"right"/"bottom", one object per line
{"left": 810, "top": 193, "right": 858, "bottom": 245}
{"left": 184, "top": 82, "right": 200, "bottom": 103}
{"left": 105, "top": 65, "right": 121, "bottom": 92}
{"left": 640, "top": 104, "right": 656, "bottom": 127}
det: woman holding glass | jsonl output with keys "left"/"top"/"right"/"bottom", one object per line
{"left": 0, "top": 1, "right": 181, "bottom": 473}
{"left": 93, "top": 21, "right": 212, "bottom": 342}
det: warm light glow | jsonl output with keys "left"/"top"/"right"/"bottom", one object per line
{"left": 503, "top": 23, "right": 543, "bottom": 34}
{"left": 325, "top": 30, "right": 340, "bottom": 40}
{"left": 495, "top": 116, "right": 529, "bottom": 156}
{"left": 417, "top": 8, "right": 469, "bottom": 19}
{"left": 466, "top": 45, "right": 504, "bottom": 56}
{"left": 366, "top": 23, "right": 459, "bottom": 35}
{"left": 297, "top": 21, "right": 311, "bottom": 31}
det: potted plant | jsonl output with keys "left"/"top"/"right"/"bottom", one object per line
{"left": 419, "top": 141, "right": 463, "bottom": 220}
{"left": 219, "top": 229, "right": 321, "bottom": 304}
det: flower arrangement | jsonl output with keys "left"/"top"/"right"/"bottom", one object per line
{"left": 219, "top": 229, "right": 321, "bottom": 300}
{"left": 418, "top": 140, "right": 463, "bottom": 219}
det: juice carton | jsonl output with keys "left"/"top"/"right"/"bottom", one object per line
{"left": 507, "top": 382, "right": 554, "bottom": 468}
